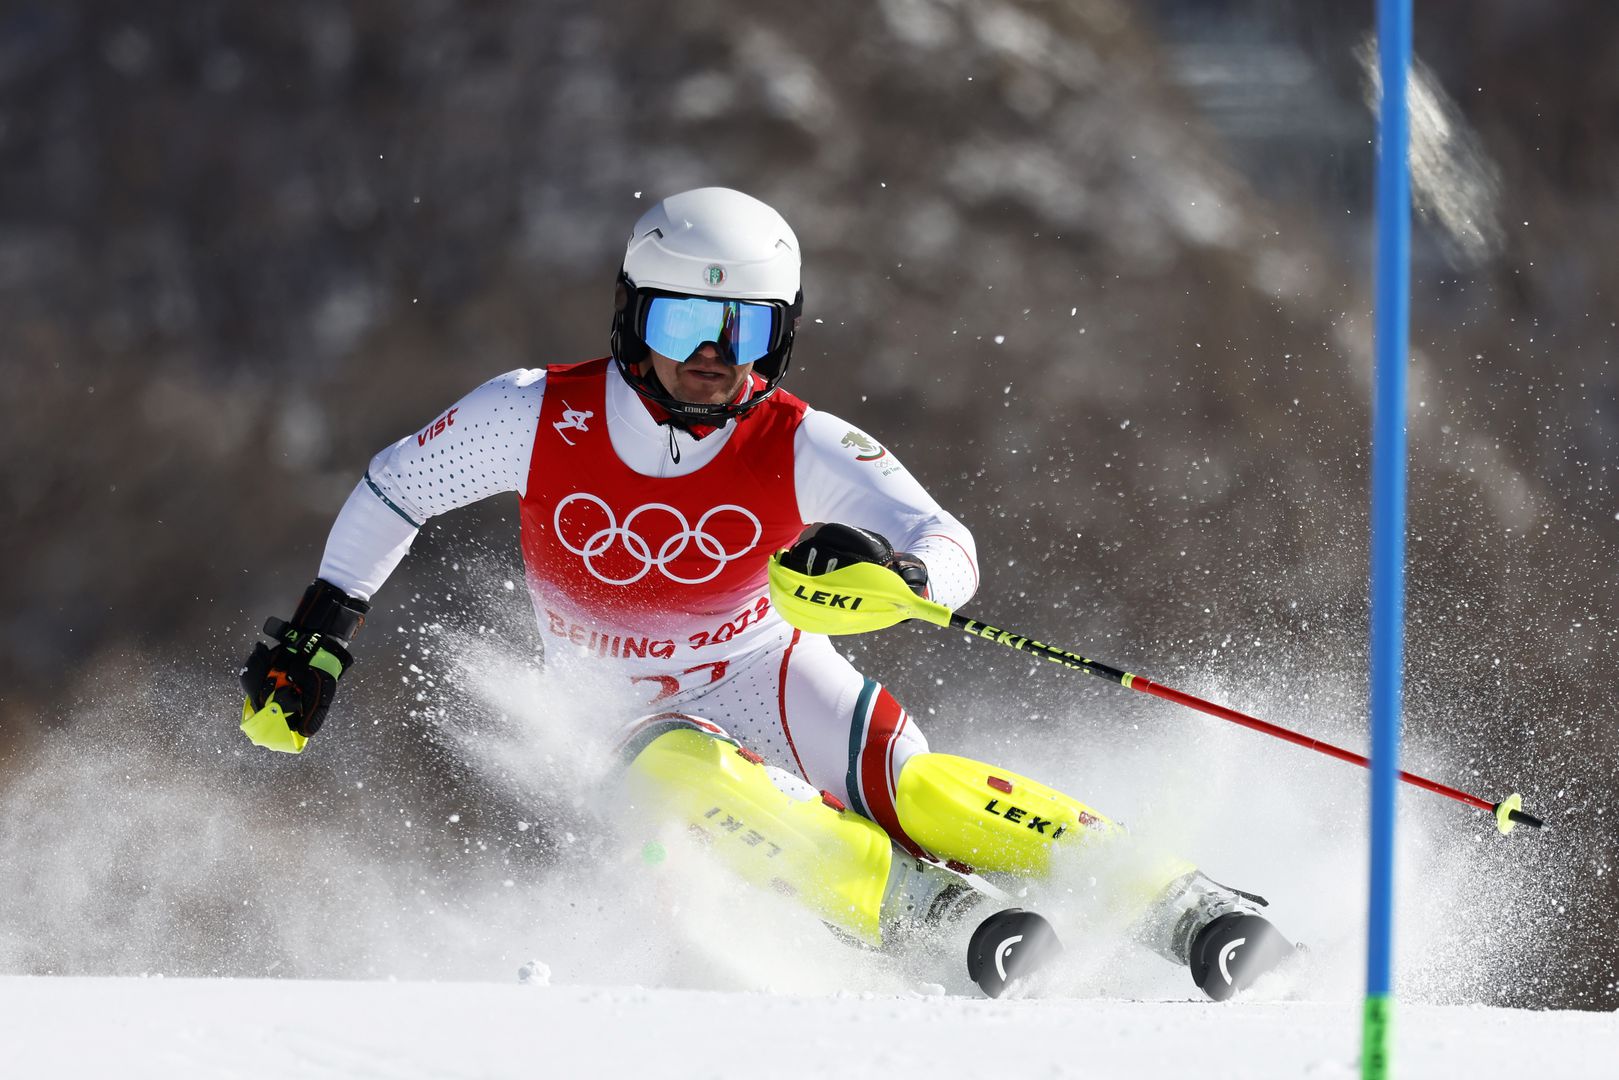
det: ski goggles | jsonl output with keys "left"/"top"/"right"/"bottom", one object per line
{"left": 639, "top": 294, "right": 783, "bottom": 366}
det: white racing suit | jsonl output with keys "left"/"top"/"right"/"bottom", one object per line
{"left": 318, "top": 358, "right": 976, "bottom": 856}
{"left": 316, "top": 358, "right": 1249, "bottom": 969}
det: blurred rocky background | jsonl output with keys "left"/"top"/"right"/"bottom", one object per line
{"left": 2, "top": 1, "right": 1616, "bottom": 1005}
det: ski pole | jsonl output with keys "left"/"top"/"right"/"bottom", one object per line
{"left": 945, "top": 611, "right": 1540, "bottom": 834}
{"left": 767, "top": 555, "right": 1544, "bottom": 835}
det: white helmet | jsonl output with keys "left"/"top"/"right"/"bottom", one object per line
{"left": 611, "top": 187, "right": 805, "bottom": 424}
{"left": 623, "top": 187, "right": 801, "bottom": 301}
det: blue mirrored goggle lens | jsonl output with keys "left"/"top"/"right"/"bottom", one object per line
{"left": 641, "top": 296, "right": 777, "bottom": 365}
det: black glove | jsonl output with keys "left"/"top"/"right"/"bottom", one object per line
{"left": 779, "top": 523, "right": 930, "bottom": 598}
{"left": 239, "top": 579, "right": 369, "bottom": 744}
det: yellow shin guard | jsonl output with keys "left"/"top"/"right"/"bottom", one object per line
{"left": 625, "top": 728, "right": 894, "bottom": 946}
{"left": 893, "top": 752, "right": 1122, "bottom": 875}
{"left": 894, "top": 754, "right": 1204, "bottom": 936}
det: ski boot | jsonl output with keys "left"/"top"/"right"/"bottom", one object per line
{"left": 966, "top": 908, "right": 1063, "bottom": 998}
{"left": 879, "top": 852, "right": 992, "bottom": 944}
{"left": 879, "top": 855, "right": 1062, "bottom": 998}
{"left": 1142, "top": 870, "right": 1296, "bottom": 1001}
{"left": 1187, "top": 911, "right": 1295, "bottom": 1001}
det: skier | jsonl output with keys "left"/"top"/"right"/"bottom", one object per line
{"left": 239, "top": 187, "right": 1293, "bottom": 999}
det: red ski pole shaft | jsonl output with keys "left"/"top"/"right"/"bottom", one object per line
{"left": 948, "top": 612, "right": 1542, "bottom": 830}
{"left": 1129, "top": 676, "right": 1489, "bottom": 811}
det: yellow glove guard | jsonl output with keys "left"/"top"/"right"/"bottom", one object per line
{"left": 767, "top": 553, "right": 953, "bottom": 635}
{"left": 240, "top": 697, "right": 309, "bottom": 754}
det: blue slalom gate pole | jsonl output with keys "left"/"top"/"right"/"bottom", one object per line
{"left": 1365, "top": 0, "right": 1412, "bottom": 1077}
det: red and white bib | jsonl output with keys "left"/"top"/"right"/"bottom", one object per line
{"left": 519, "top": 359, "right": 808, "bottom": 674}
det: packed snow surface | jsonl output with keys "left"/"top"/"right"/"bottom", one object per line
{"left": 5, "top": 976, "right": 1615, "bottom": 1079}
{"left": 4, "top": 617, "right": 1605, "bottom": 1077}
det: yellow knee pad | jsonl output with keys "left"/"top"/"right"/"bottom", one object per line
{"left": 625, "top": 727, "right": 894, "bottom": 946}
{"left": 893, "top": 752, "right": 1123, "bottom": 875}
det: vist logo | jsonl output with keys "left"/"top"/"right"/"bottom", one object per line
{"left": 553, "top": 402, "right": 594, "bottom": 446}
{"left": 840, "top": 429, "right": 887, "bottom": 462}
{"left": 416, "top": 407, "right": 459, "bottom": 446}
{"left": 553, "top": 492, "right": 763, "bottom": 586}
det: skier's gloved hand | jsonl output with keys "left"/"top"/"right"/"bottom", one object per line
{"left": 779, "top": 523, "right": 930, "bottom": 599}
{"left": 238, "top": 579, "right": 369, "bottom": 754}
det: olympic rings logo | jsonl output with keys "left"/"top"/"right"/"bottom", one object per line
{"left": 553, "top": 493, "right": 763, "bottom": 586}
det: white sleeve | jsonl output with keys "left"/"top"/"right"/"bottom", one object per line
{"left": 793, "top": 409, "right": 980, "bottom": 610}
{"left": 316, "top": 368, "right": 546, "bottom": 600}
{"left": 316, "top": 483, "right": 418, "bottom": 601}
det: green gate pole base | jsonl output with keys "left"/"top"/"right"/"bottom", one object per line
{"left": 1362, "top": 994, "right": 1393, "bottom": 1080}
